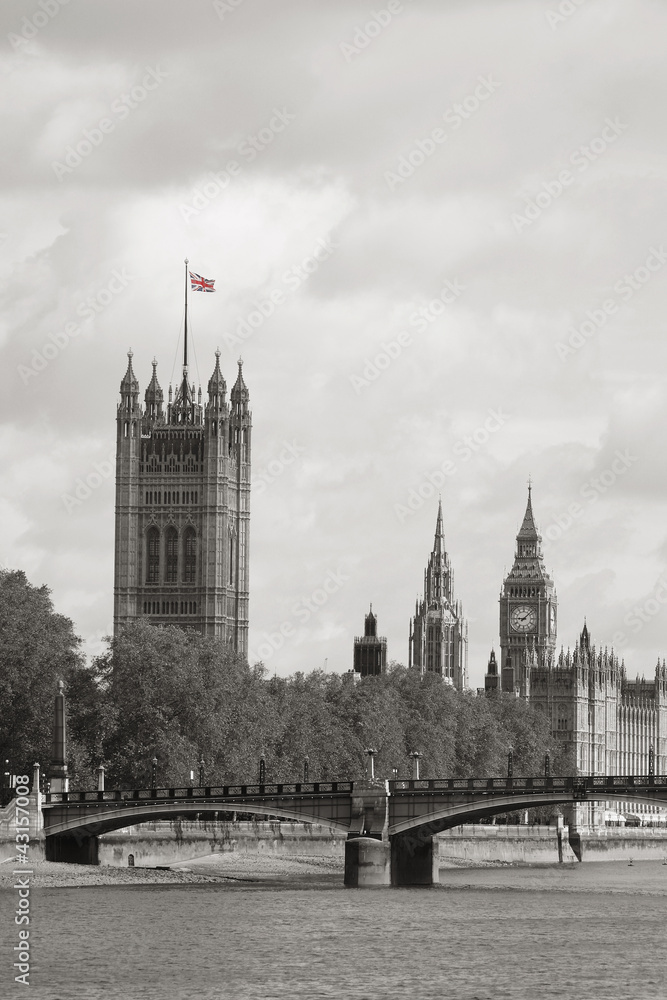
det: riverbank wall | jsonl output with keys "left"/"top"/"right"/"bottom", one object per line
{"left": 98, "top": 819, "right": 346, "bottom": 868}
{"left": 98, "top": 820, "right": 667, "bottom": 867}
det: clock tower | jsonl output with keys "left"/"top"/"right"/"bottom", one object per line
{"left": 498, "top": 486, "right": 557, "bottom": 695}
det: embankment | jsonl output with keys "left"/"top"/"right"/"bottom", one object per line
{"left": 98, "top": 818, "right": 346, "bottom": 868}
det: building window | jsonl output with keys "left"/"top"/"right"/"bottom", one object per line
{"left": 147, "top": 527, "right": 160, "bottom": 583}
{"left": 166, "top": 527, "right": 178, "bottom": 583}
{"left": 184, "top": 528, "right": 196, "bottom": 583}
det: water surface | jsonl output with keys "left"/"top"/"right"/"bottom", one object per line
{"left": 12, "top": 860, "right": 667, "bottom": 1000}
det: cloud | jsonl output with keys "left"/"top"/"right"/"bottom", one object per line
{"left": 2, "top": 0, "right": 667, "bottom": 685}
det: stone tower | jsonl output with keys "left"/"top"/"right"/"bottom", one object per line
{"left": 113, "top": 349, "right": 251, "bottom": 655}
{"left": 353, "top": 605, "right": 387, "bottom": 677}
{"left": 498, "top": 486, "right": 557, "bottom": 695}
{"left": 409, "top": 500, "right": 468, "bottom": 689}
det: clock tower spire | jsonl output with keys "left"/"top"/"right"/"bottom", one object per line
{"left": 497, "top": 485, "right": 557, "bottom": 695}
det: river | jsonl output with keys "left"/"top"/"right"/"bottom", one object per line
{"left": 10, "top": 859, "right": 667, "bottom": 1000}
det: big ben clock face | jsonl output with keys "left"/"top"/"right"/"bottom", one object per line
{"left": 510, "top": 605, "right": 537, "bottom": 632}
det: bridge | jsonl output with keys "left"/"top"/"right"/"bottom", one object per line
{"left": 36, "top": 772, "right": 667, "bottom": 885}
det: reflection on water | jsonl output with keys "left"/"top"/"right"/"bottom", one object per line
{"left": 21, "top": 861, "right": 667, "bottom": 1000}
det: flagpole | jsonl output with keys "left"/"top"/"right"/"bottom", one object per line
{"left": 184, "top": 257, "right": 189, "bottom": 369}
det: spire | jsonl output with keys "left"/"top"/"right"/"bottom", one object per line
{"left": 207, "top": 348, "right": 226, "bottom": 402}
{"left": 518, "top": 483, "right": 539, "bottom": 540}
{"left": 434, "top": 496, "right": 444, "bottom": 556}
{"left": 364, "top": 604, "right": 377, "bottom": 637}
{"left": 144, "top": 358, "right": 164, "bottom": 420}
{"left": 120, "top": 349, "right": 139, "bottom": 394}
{"left": 231, "top": 357, "right": 249, "bottom": 403}
{"left": 580, "top": 618, "right": 590, "bottom": 651}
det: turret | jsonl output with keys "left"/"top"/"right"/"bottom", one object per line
{"left": 119, "top": 350, "right": 140, "bottom": 414}
{"left": 229, "top": 358, "right": 251, "bottom": 464}
{"left": 207, "top": 349, "right": 227, "bottom": 410}
{"left": 144, "top": 359, "right": 164, "bottom": 423}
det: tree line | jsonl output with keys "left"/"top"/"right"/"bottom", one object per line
{"left": 0, "top": 569, "right": 572, "bottom": 791}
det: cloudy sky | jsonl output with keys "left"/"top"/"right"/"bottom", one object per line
{"left": 2, "top": 0, "right": 667, "bottom": 687}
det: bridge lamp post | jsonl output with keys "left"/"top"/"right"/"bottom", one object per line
{"left": 151, "top": 757, "right": 158, "bottom": 788}
{"left": 649, "top": 745, "right": 655, "bottom": 778}
{"left": 303, "top": 757, "right": 309, "bottom": 783}
{"left": 364, "top": 748, "right": 378, "bottom": 781}
{"left": 259, "top": 755, "right": 266, "bottom": 785}
{"left": 199, "top": 758, "right": 205, "bottom": 787}
{"left": 409, "top": 752, "right": 423, "bottom": 781}
{"left": 507, "top": 747, "right": 513, "bottom": 779}
{"left": 544, "top": 752, "right": 550, "bottom": 778}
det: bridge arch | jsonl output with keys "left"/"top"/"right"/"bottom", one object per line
{"left": 43, "top": 798, "right": 351, "bottom": 840}
{"left": 389, "top": 789, "right": 667, "bottom": 837}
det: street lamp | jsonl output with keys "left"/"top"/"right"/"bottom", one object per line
{"left": 409, "top": 751, "right": 423, "bottom": 781}
{"left": 544, "top": 751, "right": 550, "bottom": 778}
{"left": 151, "top": 757, "right": 158, "bottom": 788}
{"left": 199, "top": 758, "right": 205, "bottom": 787}
{"left": 649, "top": 744, "right": 655, "bottom": 778}
{"left": 303, "top": 757, "right": 309, "bottom": 783}
{"left": 507, "top": 746, "right": 513, "bottom": 779}
{"left": 364, "top": 748, "right": 378, "bottom": 781}
{"left": 259, "top": 754, "right": 266, "bottom": 785}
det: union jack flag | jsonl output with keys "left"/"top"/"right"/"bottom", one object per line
{"left": 189, "top": 271, "right": 215, "bottom": 292}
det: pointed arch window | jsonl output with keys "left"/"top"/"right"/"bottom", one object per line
{"left": 165, "top": 527, "right": 178, "bottom": 583}
{"left": 147, "top": 527, "right": 160, "bottom": 583}
{"left": 184, "top": 527, "right": 196, "bottom": 583}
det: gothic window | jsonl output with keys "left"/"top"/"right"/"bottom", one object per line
{"left": 229, "top": 530, "right": 236, "bottom": 585}
{"left": 147, "top": 528, "right": 160, "bottom": 583}
{"left": 184, "top": 528, "right": 196, "bottom": 583}
{"left": 166, "top": 527, "right": 178, "bottom": 583}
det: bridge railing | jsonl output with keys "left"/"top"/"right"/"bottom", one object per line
{"left": 389, "top": 775, "right": 667, "bottom": 793}
{"left": 44, "top": 781, "right": 354, "bottom": 804}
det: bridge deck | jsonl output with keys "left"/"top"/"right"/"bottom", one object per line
{"left": 44, "top": 780, "right": 353, "bottom": 806}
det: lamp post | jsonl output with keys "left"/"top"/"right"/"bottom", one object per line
{"left": 303, "top": 757, "right": 309, "bottom": 783}
{"left": 544, "top": 752, "right": 550, "bottom": 778}
{"left": 259, "top": 754, "right": 266, "bottom": 785}
{"left": 507, "top": 746, "right": 513, "bottom": 779}
{"left": 364, "top": 748, "right": 378, "bottom": 781}
{"left": 649, "top": 744, "right": 655, "bottom": 778}
{"left": 151, "top": 757, "right": 158, "bottom": 788}
{"left": 409, "top": 751, "right": 423, "bottom": 780}
{"left": 199, "top": 758, "right": 205, "bottom": 787}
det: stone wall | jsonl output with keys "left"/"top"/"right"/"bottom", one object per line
{"left": 98, "top": 818, "right": 346, "bottom": 868}
{"left": 437, "top": 824, "right": 667, "bottom": 864}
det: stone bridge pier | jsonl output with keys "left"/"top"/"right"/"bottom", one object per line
{"left": 343, "top": 781, "right": 438, "bottom": 887}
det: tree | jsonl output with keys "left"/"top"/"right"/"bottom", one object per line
{"left": 93, "top": 620, "right": 268, "bottom": 787}
{"left": 0, "top": 569, "right": 85, "bottom": 779}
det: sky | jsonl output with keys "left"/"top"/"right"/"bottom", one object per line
{"left": 2, "top": 0, "right": 667, "bottom": 688}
